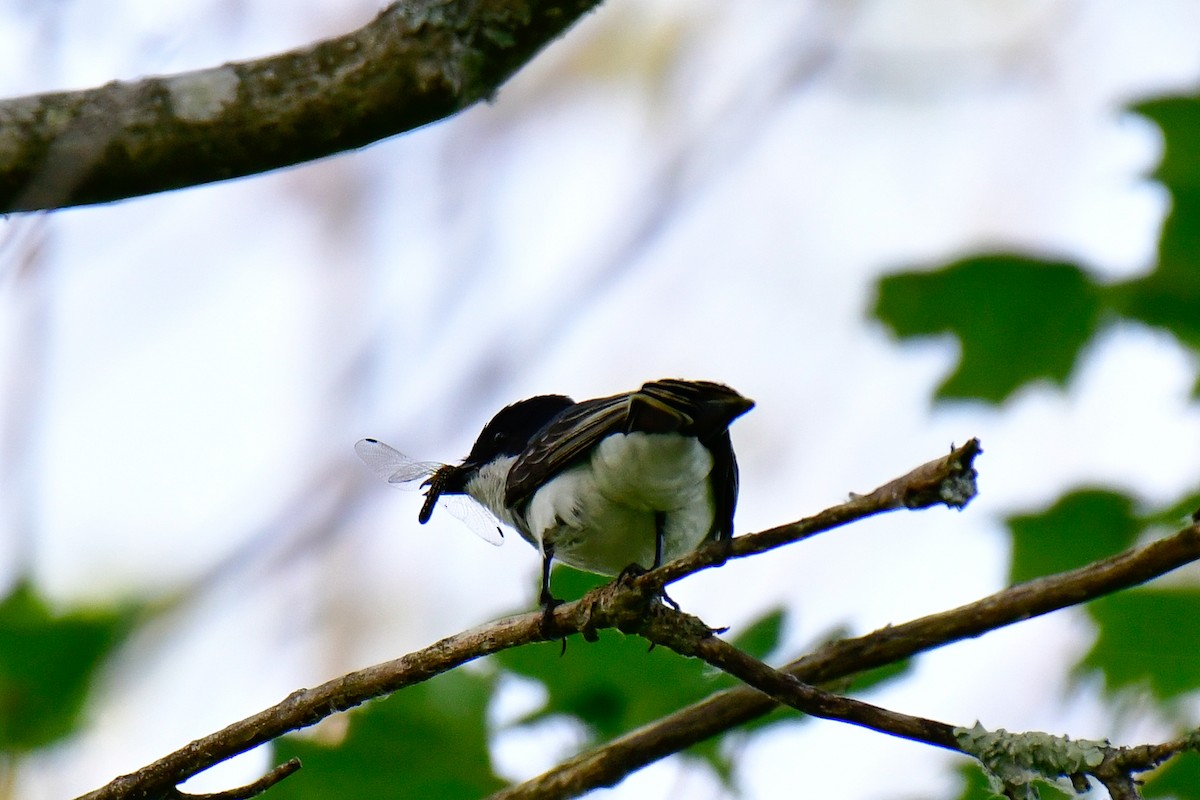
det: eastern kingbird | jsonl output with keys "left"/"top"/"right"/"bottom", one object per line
{"left": 356, "top": 379, "right": 754, "bottom": 606}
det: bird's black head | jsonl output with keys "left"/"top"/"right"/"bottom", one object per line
{"left": 467, "top": 394, "right": 575, "bottom": 462}
{"left": 436, "top": 394, "right": 575, "bottom": 495}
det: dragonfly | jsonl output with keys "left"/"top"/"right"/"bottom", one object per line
{"left": 354, "top": 438, "right": 506, "bottom": 546}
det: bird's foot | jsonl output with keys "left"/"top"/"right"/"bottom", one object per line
{"left": 539, "top": 591, "right": 567, "bottom": 653}
{"left": 616, "top": 562, "right": 680, "bottom": 611}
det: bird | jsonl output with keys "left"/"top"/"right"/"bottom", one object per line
{"left": 356, "top": 378, "right": 754, "bottom": 608}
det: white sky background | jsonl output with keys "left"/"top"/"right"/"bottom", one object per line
{"left": 3, "top": 1, "right": 1200, "bottom": 798}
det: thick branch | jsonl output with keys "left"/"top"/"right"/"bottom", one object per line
{"left": 77, "top": 438, "right": 981, "bottom": 800}
{"left": 635, "top": 603, "right": 960, "bottom": 751}
{"left": 80, "top": 436, "right": 1200, "bottom": 800}
{"left": 76, "top": 609, "right": 550, "bottom": 800}
{"left": 666, "top": 608, "right": 1200, "bottom": 800}
{"left": 494, "top": 520, "right": 1200, "bottom": 799}
{"left": 0, "top": 0, "right": 603, "bottom": 213}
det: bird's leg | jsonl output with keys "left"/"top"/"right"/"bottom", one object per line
{"left": 538, "top": 545, "right": 566, "bottom": 647}
{"left": 539, "top": 547, "right": 558, "bottom": 608}
{"left": 652, "top": 511, "right": 680, "bottom": 610}
{"left": 712, "top": 527, "right": 734, "bottom": 566}
{"left": 653, "top": 513, "right": 666, "bottom": 570}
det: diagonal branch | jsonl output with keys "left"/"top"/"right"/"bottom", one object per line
{"left": 648, "top": 604, "right": 1200, "bottom": 800}
{"left": 491, "top": 519, "right": 1200, "bottom": 799}
{"left": 643, "top": 438, "right": 981, "bottom": 591}
{"left": 76, "top": 438, "right": 982, "bottom": 800}
{"left": 78, "top": 435, "right": 1200, "bottom": 800}
{"left": 639, "top": 603, "right": 961, "bottom": 751}
{"left": 0, "top": 0, "right": 604, "bottom": 213}
{"left": 168, "top": 758, "right": 301, "bottom": 800}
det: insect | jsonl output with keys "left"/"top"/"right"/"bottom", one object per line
{"left": 354, "top": 438, "right": 505, "bottom": 546}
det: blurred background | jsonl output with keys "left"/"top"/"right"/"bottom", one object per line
{"left": 2, "top": 1, "right": 1200, "bottom": 798}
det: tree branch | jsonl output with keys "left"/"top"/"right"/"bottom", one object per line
{"left": 638, "top": 603, "right": 961, "bottom": 751}
{"left": 491, "top": 518, "right": 1200, "bottom": 799}
{"left": 77, "top": 438, "right": 982, "bottom": 800}
{"left": 956, "top": 723, "right": 1200, "bottom": 799}
{"left": 0, "top": 0, "right": 604, "bottom": 213}
{"left": 656, "top": 606, "right": 1200, "bottom": 800}
{"left": 167, "top": 758, "right": 301, "bottom": 800}
{"left": 78, "top": 435, "right": 1200, "bottom": 800}
{"left": 644, "top": 438, "right": 982, "bottom": 591}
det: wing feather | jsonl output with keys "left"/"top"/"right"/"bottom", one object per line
{"left": 503, "top": 379, "right": 753, "bottom": 509}
{"left": 503, "top": 394, "right": 627, "bottom": 507}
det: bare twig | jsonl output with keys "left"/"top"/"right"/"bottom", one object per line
{"left": 79, "top": 432, "right": 1200, "bottom": 800}
{"left": 637, "top": 603, "right": 961, "bottom": 751}
{"left": 653, "top": 609, "right": 1200, "bottom": 800}
{"left": 686, "top": 625, "right": 1200, "bottom": 800}
{"left": 491, "top": 520, "right": 1200, "bottom": 799}
{"left": 0, "top": 0, "right": 604, "bottom": 213}
{"left": 644, "top": 438, "right": 982, "bottom": 590}
{"left": 77, "top": 438, "right": 981, "bottom": 800}
{"left": 168, "top": 758, "right": 301, "bottom": 800}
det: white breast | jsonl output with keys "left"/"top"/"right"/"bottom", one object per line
{"left": 523, "top": 432, "right": 716, "bottom": 576}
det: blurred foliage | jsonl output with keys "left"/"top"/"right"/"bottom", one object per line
{"left": 1118, "top": 95, "right": 1200, "bottom": 357}
{"left": 0, "top": 579, "right": 135, "bottom": 752}
{"left": 953, "top": 761, "right": 1072, "bottom": 800}
{"left": 1144, "top": 750, "right": 1200, "bottom": 800}
{"left": 264, "top": 567, "right": 807, "bottom": 796}
{"left": 270, "top": 670, "right": 504, "bottom": 799}
{"left": 493, "top": 568, "right": 910, "bottom": 785}
{"left": 493, "top": 567, "right": 792, "bottom": 783}
{"left": 1007, "top": 490, "right": 1200, "bottom": 709}
{"left": 1006, "top": 490, "right": 1142, "bottom": 585}
{"left": 1079, "top": 589, "right": 1200, "bottom": 702}
{"left": 876, "top": 88, "right": 1200, "bottom": 800}
{"left": 874, "top": 255, "right": 1102, "bottom": 403}
{"left": 874, "top": 89, "right": 1200, "bottom": 402}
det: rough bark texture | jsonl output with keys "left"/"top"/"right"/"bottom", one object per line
{"left": 0, "top": 0, "right": 602, "bottom": 213}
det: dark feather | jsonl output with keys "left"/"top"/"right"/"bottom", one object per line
{"left": 504, "top": 379, "right": 753, "bottom": 511}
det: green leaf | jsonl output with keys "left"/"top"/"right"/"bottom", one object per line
{"left": 1098, "top": 93, "right": 1200, "bottom": 380}
{"left": 1132, "top": 93, "right": 1200, "bottom": 192}
{"left": 727, "top": 607, "right": 786, "bottom": 661}
{"left": 497, "top": 566, "right": 789, "bottom": 741}
{"left": 1143, "top": 748, "right": 1200, "bottom": 800}
{"left": 542, "top": 564, "right": 608, "bottom": 603}
{"left": 1139, "top": 491, "right": 1200, "bottom": 530}
{"left": 1079, "top": 589, "right": 1200, "bottom": 702}
{"left": 843, "top": 657, "right": 912, "bottom": 694}
{"left": 1006, "top": 490, "right": 1141, "bottom": 585}
{"left": 952, "top": 761, "right": 1072, "bottom": 800}
{"left": 497, "top": 569, "right": 797, "bottom": 779}
{"left": 270, "top": 670, "right": 504, "bottom": 799}
{"left": 871, "top": 91, "right": 1200, "bottom": 403}
{"left": 494, "top": 624, "right": 727, "bottom": 742}
{"left": 954, "top": 761, "right": 1001, "bottom": 800}
{"left": 0, "top": 579, "right": 134, "bottom": 752}
{"left": 872, "top": 255, "right": 1102, "bottom": 403}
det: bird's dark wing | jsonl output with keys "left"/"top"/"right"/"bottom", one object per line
{"left": 633, "top": 379, "right": 754, "bottom": 437}
{"left": 705, "top": 429, "right": 740, "bottom": 539}
{"left": 503, "top": 393, "right": 628, "bottom": 508}
{"left": 504, "top": 379, "right": 754, "bottom": 509}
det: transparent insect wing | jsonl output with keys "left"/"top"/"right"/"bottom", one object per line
{"left": 354, "top": 438, "right": 441, "bottom": 488}
{"left": 355, "top": 438, "right": 505, "bottom": 546}
{"left": 443, "top": 498, "right": 506, "bottom": 546}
